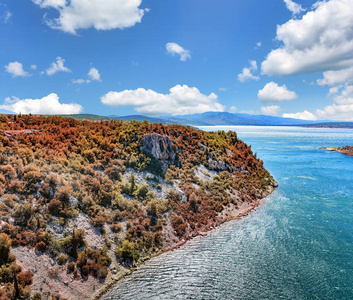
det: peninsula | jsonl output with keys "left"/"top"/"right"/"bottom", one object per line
{"left": 319, "top": 145, "right": 353, "bottom": 157}
{"left": 0, "top": 115, "right": 277, "bottom": 300}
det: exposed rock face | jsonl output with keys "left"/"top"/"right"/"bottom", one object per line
{"left": 208, "top": 151, "right": 229, "bottom": 171}
{"left": 142, "top": 133, "right": 176, "bottom": 160}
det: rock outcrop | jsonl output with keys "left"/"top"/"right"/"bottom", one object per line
{"left": 142, "top": 133, "right": 176, "bottom": 161}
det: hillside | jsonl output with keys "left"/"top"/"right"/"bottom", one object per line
{"left": 0, "top": 115, "right": 277, "bottom": 300}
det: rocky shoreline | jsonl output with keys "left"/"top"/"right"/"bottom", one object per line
{"left": 93, "top": 184, "right": 276, "bottom": 300}
{"left": 319, "top": 145, "right": 353, "bottom": 157}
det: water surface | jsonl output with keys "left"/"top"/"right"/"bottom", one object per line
{"left": 103, "top": 126, "right": 353, "bottom": 300}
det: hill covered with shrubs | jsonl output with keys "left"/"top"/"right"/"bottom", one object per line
{"left": 0, "top": 114, "right": 277, "bottom": 299}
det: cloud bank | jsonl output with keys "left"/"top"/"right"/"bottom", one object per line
{"left": 101, "top": 85, "right": 224, "bottom": 115}
{"left": 262, "top": 0, "right": 353, "bottom": 76}
{"left": 0, "top": 93, "right": 83, "bottom": 114}
{"left": 33, "top": 0, "right": 146, "bottom": 34}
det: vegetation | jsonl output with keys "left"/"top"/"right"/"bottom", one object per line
{"left": 0, "top": 114, "right": 276, "bottom": 299}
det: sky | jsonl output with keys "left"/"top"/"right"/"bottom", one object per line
{"left": 1, "top": 0, "right": 353, "bottom": 120}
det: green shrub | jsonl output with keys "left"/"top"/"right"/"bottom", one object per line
{"left": 57, "top": 253, "right": 69, "bottom": 265}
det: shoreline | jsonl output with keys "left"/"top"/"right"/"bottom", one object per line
{"left": 93, "top": 186, "right": 276, "bottom": 300}
{"left": 319, "top": 145, "right": 353, "bottom": 157}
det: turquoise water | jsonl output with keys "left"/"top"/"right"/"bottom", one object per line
{"left": 103, "top": 126, "right": 353, "bottom": 300}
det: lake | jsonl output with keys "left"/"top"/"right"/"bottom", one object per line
{"left": 102, "top": 126, "right": 353, "bottom": 300}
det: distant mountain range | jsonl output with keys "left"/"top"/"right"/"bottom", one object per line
{"left": 3, "top": 111, "right": 353, "bottom": 128}
{"left": 109, "top": 112, "right": 319, "bottom": 126}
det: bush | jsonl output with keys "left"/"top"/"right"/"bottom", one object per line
{"left": 31, "top": 293, "right": 42, "bottom": 300}
{"left": 67, "top": 262, "right": 75, "bottom": 273}
{"left": 115, "top": 240, "right": 139, "bottom": 264}
{"left": 110, "top": 223, "right": 122, "bottom": 233}
{"left": 81, "top": 265, "right": 90, "bottom": 276}
{"left": 97, "top": 266, "right": 108, "bottom": 279}
{"left": 57, "top": 253, "right": 69, "bottom": 265}
{"left": 134, "top": 184, "right": 149, "bottom": 201}
{"left": 35, "top": 241, "right": 46, "bottom": 253}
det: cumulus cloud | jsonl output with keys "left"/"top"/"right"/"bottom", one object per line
{"left": 0, "top": 93, "right": 83, "bottom": 114}
{"left": 101, "top": 84, "right": 225, "bottom": 116}
{"left": 5, "top": 62, "right": 31, "bottom": 77}
{"left": 258, "top": 82, "right": 297, "bottom": 103}
{"left": 33, "top": 0, "right": 146, "bottom": 34}
{"left": 282, "top": 110, "right": 317, "bottom": 120}
{"left": 30, "top": 65, "right": 37, "bottom": 70}
{"left": 229, "top": 106, "right": 237, "bottom": 113}
{"left": 283, "top": 0, "right": 305, "bottom": 15}
{"left": 166, "top": 43, "right": 191, "bottom": 61}
{"left": 317, "top": 67, "right": 353, "bottom": 86}
{"left": 72, "top": 67, "right": 101, "bottom": 84}
{"left": 87, "top": 67, "right": 101, "bottom": 82}
{"left": 238, "top": 60, "right": 260, "bottom": 82}
{"left": 283, "top": 83, "right": 353, "bottom": 121}
{"left": 314, "top": 84, "right": 353, "bottom": 120}
{"left": 260, "top": 105, "right": 281, "bottom": 116}
{"left": 262, "top": 0, "right": 353, "bottom": 76}
{"left": 255, "top": 42, "right": 262, "bottom": 49}
{"left": 44, "top": 57, "right": 71, "bottom": 76}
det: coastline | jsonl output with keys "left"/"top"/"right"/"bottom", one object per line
{"left": 319, "top": 145, "right": 353, "bottom": 157}
{"left": 93, "top": 185, "right": 276, "bottom": 300}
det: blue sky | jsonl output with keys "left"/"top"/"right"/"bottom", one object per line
{"left": 1, "top": 0, "right": 353, "bottom": 120}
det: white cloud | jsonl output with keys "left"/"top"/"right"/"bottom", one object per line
{"left": 101, "top": 84, "right": 225, "bottom": 116}
{"left": 44, "top": 57, "right": 71, "bottom": 76}
{"left": 4, "top": 10, "right": 12, "bottom": 23}
{"left": 87, "top": 67, "right": 101, "bottom": 82}
{"left": 284, "top": 83, "right": 353, "bottom": 121}
{"left": 258, "top": 82, "right": 297, "bottom": 103}
{"left": 315, "top": 104, "right": 353, "bottom": 121}
{"left": 314, "top": 84, "right": 353, "bottom": 120}
{"left": 255, "top": 42, "right": 262, "bottom": 49}
{"left": 229, "top": 106, "right": 237, "bottom": 113}
{"left": 0, "top": 93, "right": 83, "bottom": 114}
{"left": 282, "top": 110, "right": 317, "bottom": 120}
{"left": 5, "top": 62, "right": 31, "bottom": 77}
{"left": 33, "top": 0, "right": 146, "bottom": 34}
{"left": 166, "top": 43, "right": 191, "bottom": 61}
{"left": 262, "top": 0, "right": 353, "bottom": 76}
{"left": 260, "top": 105, "right": 281, "bottom": 116}
{"left": 238, "top": 60, "right": 260, "bottom": 82}
{"left": 30, "top": 65, "right": 38, "bottom": 70}
{"left": 219, "top": 87, "right": 227, "bottom": 92}
{"left": 317, "top": 67, "right": 353, "bottom": 86}
{"left": 283, "top": 0, "right": 305, "bottom": 15}
{"left": 72, "top": 67, "right": 101, "bottom": 84}
{"left": 72, "top": 78, "right": 85, "bottom": 84}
